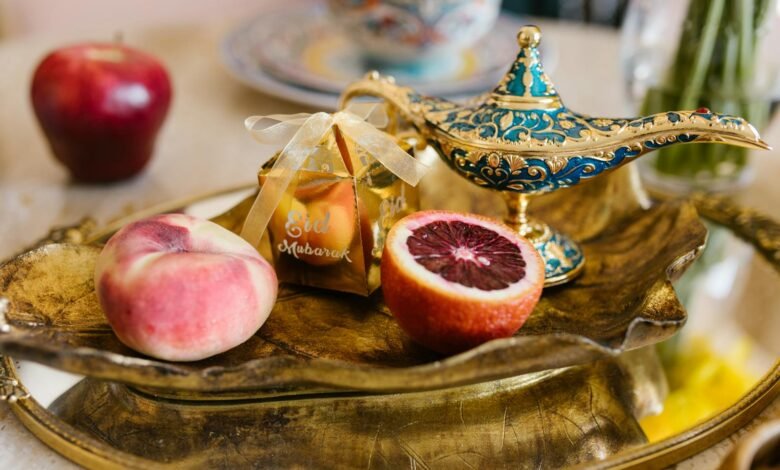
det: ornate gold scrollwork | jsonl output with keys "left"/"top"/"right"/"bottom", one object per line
{"left": 0, "top": 375, "right": 29, "bottom": 403}
{"left": 0, "top": 298, "right": 28, "bottom": 403}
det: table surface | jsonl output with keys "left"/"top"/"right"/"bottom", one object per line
{"left": 0, "top": 15, "right": 778, "bottom": 470}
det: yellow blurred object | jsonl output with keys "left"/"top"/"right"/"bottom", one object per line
{"left": 641, "top": 337, "right": 758, "bottom": 442}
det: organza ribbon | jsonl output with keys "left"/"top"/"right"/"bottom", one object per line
{"left": 239, "top": 103, "right": 428, "bottom": 247}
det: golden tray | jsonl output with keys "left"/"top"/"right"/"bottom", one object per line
{"left": 0, "top": 161, "right": 777, "bottom": 468}
{"left": 0, "top": 162, "right": 706, "bottom": 394}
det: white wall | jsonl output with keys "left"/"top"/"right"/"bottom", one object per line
{"left": 0, "top": 0, "right": 293, "bottom": 39}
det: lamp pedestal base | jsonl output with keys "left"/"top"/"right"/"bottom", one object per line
{"left": 503, "top": 193, "right": 585, "bottom": 287}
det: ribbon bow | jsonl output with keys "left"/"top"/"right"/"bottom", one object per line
{"left": 239, "top": 103, "right": 428, "bottom": 247}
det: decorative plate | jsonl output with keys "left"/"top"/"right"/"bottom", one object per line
{"left": 219, "top": 8, "right": 534, "bottom": 108}
{"left": 0, "top": 162, "right": 706, "bottom": 394}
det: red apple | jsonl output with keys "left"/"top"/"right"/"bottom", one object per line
{"left": 94, "top": 214, "right": 278, "bottom": 361}
{"left": 31, "top": 43, "right": 172, "bottom": 182}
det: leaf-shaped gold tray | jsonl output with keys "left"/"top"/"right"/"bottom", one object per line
{"left": 0, "top": 163, "right": 706, "bottom": 393}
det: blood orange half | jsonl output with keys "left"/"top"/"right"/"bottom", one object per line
{"left": 381, "top": 210, "right": 544, "bottom": 354}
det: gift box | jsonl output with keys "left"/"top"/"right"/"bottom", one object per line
{"left": 240, "top": 105, "right": 427, "bottom": 296}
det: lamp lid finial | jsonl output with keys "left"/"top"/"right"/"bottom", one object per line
{"left": 492, "top": 25, "right": 561, "bottom": 107}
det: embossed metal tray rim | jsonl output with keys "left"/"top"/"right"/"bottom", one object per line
{"left": 2, "top": 354, "right": 778, "bottom": 469}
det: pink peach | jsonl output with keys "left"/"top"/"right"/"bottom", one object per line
{"left": 94, "top": 213, "right": 277, "bottom": 361}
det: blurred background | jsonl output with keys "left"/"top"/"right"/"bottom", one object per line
{"left": 0, "top": 0, "right": 778, "bottom": 467}
{"left": 0, "top": 0, "right": 630, "bottom": 38}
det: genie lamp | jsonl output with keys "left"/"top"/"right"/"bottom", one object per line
{"left": 340, "top": 25, "right": 770, "bottom": 286}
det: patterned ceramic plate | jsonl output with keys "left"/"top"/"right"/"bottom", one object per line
{"left": 220, "top": 8, "right": 536, "bottom": 108}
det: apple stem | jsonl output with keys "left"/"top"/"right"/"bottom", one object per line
{"left": 114, "top": 31, "right": 124, "bottom": 44}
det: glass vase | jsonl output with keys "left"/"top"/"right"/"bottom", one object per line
{"left": 621, "top": 0, "right": 779, "bottom": 195}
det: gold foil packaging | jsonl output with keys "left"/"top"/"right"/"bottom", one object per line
{"left": 241, "top": 107, "right": 425, "bottom": 295}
